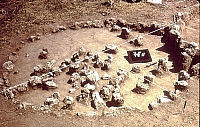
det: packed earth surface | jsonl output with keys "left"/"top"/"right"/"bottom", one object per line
{"left": 0, "top": 0, "right": 199, "bottom": 127}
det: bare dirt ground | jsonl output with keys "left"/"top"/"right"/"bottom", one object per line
{"left": 0, "top": 0, "right": 199, "bottom": 127}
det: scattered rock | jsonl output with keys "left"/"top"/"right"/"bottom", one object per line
{"left": 17, "top": 82, "right": 28, "bottom": 92}
{"left": 44, "top": 97, "right": 59, "bottom": 107}
{"left": 144, "top": 74, "right": 153, "bottom": 84}
{"left": 8, "top": 54, "right": 18, "bottom": 62}
{"left": 100, "top": 85, "right": 113, "bottom": 101}
{"left": 28, "top": 76, "right": 43, "bottom": 87}
{"left": 103, "top": 44, "right": 118, "bottom": 54}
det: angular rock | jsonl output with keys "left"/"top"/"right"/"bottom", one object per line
{"left": 148, "top": 101, "right": 159, "bottom": 110}
{"left": 174, "top": 80, "right": 188, "bottom": 91}
{"left": 120, "top": 27, "right": 130, "bottom": 39}
{"left": 43, "top": 80, "right": 57, "bottom": 89}
{"left": 102, "top": 73, "right": 112, "bottom": 80}
{"left": 111, "top": 25, "right": 121, "bottom": 32}
{"left": 131, "top": 65, "right": 141, "bottom": 73}
{"left": 44, "top": 97, "right": 59, "bottom": 106}
{"left": 191, "top": 63, "right": 199, "bottom": 76}
{"left": 178, "top": 70, "right": 190, "bottom": 81}
{"left": 63, "top": 96, "right": 74, "bottom": 109}
{"left": 29, "top": 35, "right": 40, "bottom": 42}
{"left": 134, "top": 35, "right": 143, "bottom": 46}
{"left": 135, "top": 82, "right": 149, "bottom": 94}
{"left": 117, "top": 69, "right": 129, "bottom": 79}
{"left": 39, "top": 48, "right": 48, "bottom": 59}
{"left": 29, "top": 76, "right": 43, "bottom": 87}
{"left": 2, "top": 61, "right": 14, "bottom": 71}
{"left": 100, "top": 85, "right": 113, "bottom": 101}
{"left": 144, "top": 74, "right": 153, "bottom": 84}
{"left": 17, "top": 82, "right": 28, "bottom": 92}
{"left": 92, "top": 92, "right": 106, "bottom": 110}
{"left": 112, "top": 90, "right": 124, "bottom": 106}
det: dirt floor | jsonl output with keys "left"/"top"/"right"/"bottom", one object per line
{"left": 0, "top": 0, "right": 199, "bottom": 127}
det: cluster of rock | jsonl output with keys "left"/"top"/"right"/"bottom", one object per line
{"left": 29, "top": 34, "right": 40, "bottom": 42}
{"left": 134, "top": 74, "right": 153, "bottom": 94}
{"left": 149, "top": 70, "right": 191, "bottom": 110}
{"left": 70, "top": 20, "right": 104, "bottom": 30}
{"left": 52, "top": 25, "right": 66, "bottom": 33}
{"left": 162, "top": 11, "right": 199, "bottom": 74}
{"left": 148, "top": 90, "right": 177, "bottom": 110}
{"left": 41, "top": 92, "right": 74, "bottom": 111}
